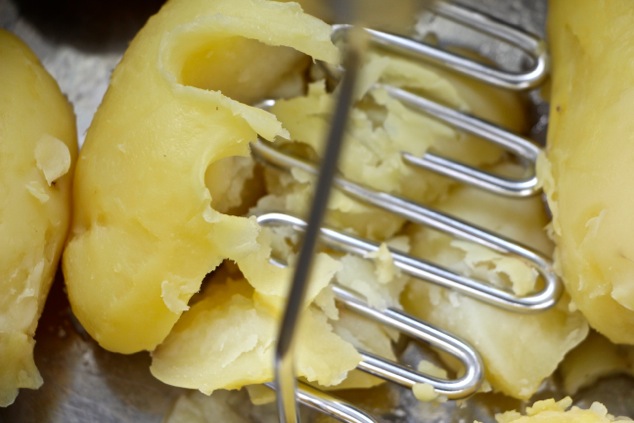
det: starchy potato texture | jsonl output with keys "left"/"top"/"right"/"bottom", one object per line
{"left": 542, "top": 0, "right": 634, "bottom": 344}
{"left": 62, "top": 0, "right": 339, "bottom": 354}
{"left": 165, "top": 389, "right": 280, "bottom": 423}
{"left": 154, "top": 34, "right": 585, "bottom": 402}
{"left": 490, "top": 397, "right": 633, "bottom": 423}
{"left": 0, "top": 30, "right": 77, "bottom": 406}
{"left": 402, "top": 171, "right": 588, "bottom": 400}
{"left": 151, "top": 266, "right": 366, "bottom": 391}
{"left": 260, "top": 51, "right": 525, "bottom": 240}
{"left": 560, "top": 331, "right": 634, "bottom": 395}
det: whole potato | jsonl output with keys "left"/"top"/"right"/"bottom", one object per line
{"left": 0, "top": 30, "right": 77, "bottom": 406}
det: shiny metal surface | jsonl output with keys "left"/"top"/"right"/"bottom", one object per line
{"left": 251, "top": 144, "right": 561, "bottom": 313}
{"left": 265, "top": 382, "right": 378, "bottom": 423}
{"left": 273, "top": 26, "right": 364, "bottom": 423}
{"left": 2, "top": 0, "right": 634, "bottom": 422}
{"left": 332, "top": 284, "right": 483, "bottom": 399}
{"left": 256, "top": 214, "right": 486, "bottom": 399}
{"left": 327, "top": 16, "right": 546, "bottom": 197}
{"left": 387, "top": 85, "right": 542, "bottom": 198}
{"left": 334, "top": 0, "right": 548, "bottom": 92}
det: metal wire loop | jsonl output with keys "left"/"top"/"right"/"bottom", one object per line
{"left": 252, "top": 143, "right": 562, "bottom": 312}
{"left": 265, "top": 382, "right": 378, "bottom": 423}
{"left": 259, "top": 212, "right": 484, "bottom": 399}
{"left": 332, "top": 0, "right": 548, "bottom": 91}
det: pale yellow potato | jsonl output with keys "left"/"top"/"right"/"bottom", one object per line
{"left": 155, "top": 32, "right": 580, "bottom": 399}
{"left": 63, "top": 0, "right": 402, "bottom": 394}
{"left": 541, "top": 0, "right": 634, "bottom": 344}
{"left": 62, "top": 0, "right": 339, "bottom": 354}
{"left": 151, "top": 267, "right": 362, "bottom": 391}
{"left": 165, "top": 389, "right": 281, "bottom": 423}
{"left": 63, "top": 0, "right": 590, "bottom": 407}
{"left": 0, "top": 30, "right": 77, "bottom": 406}
{"left": 261, "top": 51, "right": 528, "bottom": 240}
{"left": 490, "top": 397, "right": 633, "bottom": 423}
{"left": 151, "top": 230, "right": 402, "bottom": 391}
{"left": 402, "top": 168, "right": 588, "bottom": 400}
{"left": 560, "top": 331, "right": 634, "bottom": 395}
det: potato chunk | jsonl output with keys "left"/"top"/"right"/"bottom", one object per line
{"left": 0, "top": 30, "right": 77, "bottom": 406}
{"left": 62, "top": 0, "right": 338, "bottom": 354}
{"left": 151, "top": 269, "right": 362, "bottom": 391}
{"left": 541, "top": 0, "right": 634, "bottom": 344}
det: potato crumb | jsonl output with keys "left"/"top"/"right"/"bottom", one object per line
{"left": 386, "top": 235, "right": 410, "bottom": 252}
{"left": 245, "top": 384, "right": 275, "bottom": 406}
{"left": 589, "top": 402, "right": 609, "bottom": 416}
{"left": 412, "top": 382, "right": 438, "bottom": 402}
{"left": 366, "top": 243, "right": 397, "bottom": 285}
{"left": 35, "top": 134, "right": 71, "bottom": 186}
{"left": 411, "top": 361, "right": 450, "bottom": 402}
{"left": 535, "top": 153, "right": 558, "bottom": 236}
{"left": 161, "top": 280, "right": 191, "bottom": 314}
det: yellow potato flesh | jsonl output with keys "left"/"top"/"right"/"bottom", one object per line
{"left": 262, "top": 51, "right": 526, "bottom": 240}
{"left": 62, "top": 0, "right": 338, "bottom": 354}
{"left": 542, "top": 0, "right": 634, "bottom": 344}
{"left": 63, "top": 0, "right": 588, "bottom": 402}
{"left": 559, "top": 331, "right": 634, "bottom": 396}
{"left": 402, "top": 178, "right": 588, "bottom": 399}
{"left": 492, "top": 397, "right": 632, "bottom": 423}
{"left": 0, "top": 30, "right": 77, "bottom": 406}
{"left": 151, "top": 271, "right": 361, "bottom": 392}
{"left": 159, "top": 41, "right": 580, "bottom": 398}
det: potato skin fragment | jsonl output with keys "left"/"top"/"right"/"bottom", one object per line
{"left": 62, "top": 0, "right": 338, "bottom": 354}
{"left": 543, "top": 0, "right": 634, "bottom": 344}
{"left": 0, "top": 30, "right": 77, "bottom": 406}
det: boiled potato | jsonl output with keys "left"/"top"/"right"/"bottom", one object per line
{"left": 152, "top": 3, "right": 547, "bottom": 396}
{"left": 559, "top": 330, "right": 634, "bottom": 396}
{"left": 541, "top": 0, "right": 634, "bottom": 344}
{"left": 62, "top": 0, "right": 339, "bottom": 354}
{"left": 402, "top": 172, "right": 588, "bottom": 399}
{"left": 0, "top": 30, "right": 77, "bottom": 406}
{"left": 151, "top": 266, "right": 364, "bottom": 391}
{"left": 261, "top": 50, "right": 526, "bottom": 240}
{"left": 64, "top": 0, "right": 398, "bottom": 395}
{"left": 490, "top": 397, "right": 633, "bottom": 423}
{"left": 63, "top": 0, "right": 588, "bottom": 406}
